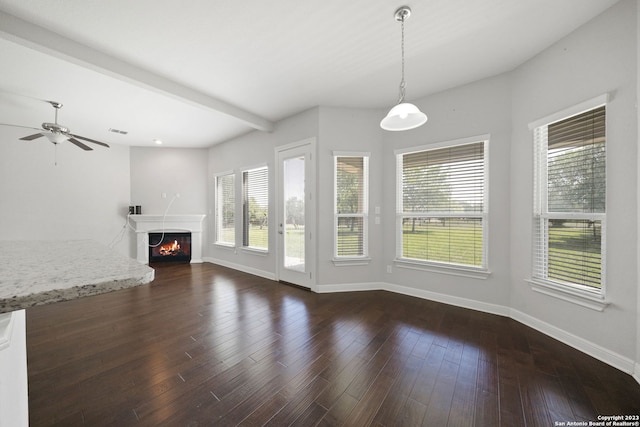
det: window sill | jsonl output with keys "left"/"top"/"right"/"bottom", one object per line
{"left": 213, "top": 242, "right": 235, "bottom": 250}
{"left": 332, "top": 257, "right": 371, "bottom": 266}
{"left": 394, "top": 259, "right": 490, "bottom": 279}
{"left": 241, "top": 247, "right": 269, "bottom": 256}
{"left": 527, "top": 278, "right": 609, "bottom": 312}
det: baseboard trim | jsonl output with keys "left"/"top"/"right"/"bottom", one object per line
{"left": 385, "top": 282, "right": 511, "bottom": 318}
{"left": 317, "top": 282, "right": 510, "bottom": 318}
{"left": 315, "top": 282, "right": 383, "bottom": 293}
{"left": 202, "top": 257, "right": 276, "bottom": 281}
{"left": 510, "top": 309, "right": 636, "bottom": 375}
{"left": 634, "top": 362, "right": 640, "bottom": 385}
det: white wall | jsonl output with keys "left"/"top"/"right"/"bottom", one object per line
{"left": 510, "top": 0, "right": 638, "bottom": 367}
{"left": 130, "top": 147, "right": 209, "bottom": 216}
{"left": 0, "top": 126, "right": 132, "bottom": 255}
{"left": 380, "top": 74, "right": 513, "bottom": 312}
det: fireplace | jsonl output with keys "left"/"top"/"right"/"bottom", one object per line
{"left": 130, "top": 215, "right": 205, "bottom": 264}
{"left": 148, "top": 232, "right": 191, "bottom": 263}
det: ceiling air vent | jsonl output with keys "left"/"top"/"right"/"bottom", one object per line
{"left": 108, "top": 128, "right": 128, "bottom": 135}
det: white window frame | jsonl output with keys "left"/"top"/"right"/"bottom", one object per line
{"left": 241, "top": 165, "right": 269, "bottom": 253}
{"left": 528, "top": 94, "right": 609, "bottom": 311}
{"left": 394, "top": 135, "right": 490, "bottom": 279}
{"left": 214, "top": 171, "right": 235, "bottom": 248}
{"left": 332, "top": 152, "right": 370, "bottom": 265}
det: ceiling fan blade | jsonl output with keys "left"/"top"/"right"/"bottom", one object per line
{"left": 67, "top": 137, "right": 93, "bottom": 151}
{"left": 69, "top": 133, "right": 110, "bottom": 148}
{"left": 0, "top": 123, "right": 43, "bottom": 131}
{"left": 19, "top": 133, "right": 45, "bottom": 141}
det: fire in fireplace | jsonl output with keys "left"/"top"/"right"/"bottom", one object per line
{"left": 148, "top": 232, "right": 191, "bottom": 263}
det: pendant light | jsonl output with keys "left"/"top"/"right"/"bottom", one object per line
{"left": 380, "top": 6, "right": 427, "bottom": 131}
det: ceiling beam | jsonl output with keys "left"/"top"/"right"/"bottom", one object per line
{"left": 0, "top": 9, "right": 274, "bottom": 132}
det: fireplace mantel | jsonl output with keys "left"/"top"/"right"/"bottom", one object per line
{"left": 130, "top": 214, "right": 206, "bottom": 264}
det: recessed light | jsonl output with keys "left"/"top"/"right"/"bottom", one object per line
{"left": 153, "top": 139, "right": 163, "bottom": 145}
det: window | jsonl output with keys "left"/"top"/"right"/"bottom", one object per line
{"left": 242, "top": 166, "right": 268, "bottom": 250}
{"left": 396, "top": 137, "right": 488, "bottom": 271}
{"left": 334, "top": 154, "right": 369, "bottom": 259}
{"left": 215, "top": 173, "right": 235, "bottom": 246}
{"left": 533, "top": 103, "right": 606, "bottom": 295}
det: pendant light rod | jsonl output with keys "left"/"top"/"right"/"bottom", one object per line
{"left": 395, "top": 6, "right": 410, "bottom": 104}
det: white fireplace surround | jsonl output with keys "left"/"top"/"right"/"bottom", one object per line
{"left": 130, "top": 214, "right": 206, "bottom": 264}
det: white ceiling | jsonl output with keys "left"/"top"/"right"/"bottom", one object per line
{"left": 0, "top": 0, "right": 620, "bottom": 149}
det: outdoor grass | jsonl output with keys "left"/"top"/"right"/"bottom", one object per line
{"left": 402, "top": 220, "right": 483, "bottom": 267}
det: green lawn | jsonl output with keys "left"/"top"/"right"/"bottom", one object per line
{"left": 402, "top": 219, "right": 483, "bottom": 267}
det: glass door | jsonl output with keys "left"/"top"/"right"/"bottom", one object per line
{"left": 276, "top": 140, "right": 315, "bottom": 288}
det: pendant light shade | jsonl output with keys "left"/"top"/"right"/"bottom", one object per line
{"left": 380, "top": 102, "right": 427, "bottom": 131}
{"left": 380, "top": 6, "right": 427, "bottom": 132}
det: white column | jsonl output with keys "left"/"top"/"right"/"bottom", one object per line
{"left": 191, "top": 231, "right": 203, "bottom": 263}
{"left": 136, "top": 232, "right": 150, "bottom": 264}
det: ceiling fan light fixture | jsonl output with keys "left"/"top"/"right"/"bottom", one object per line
{"left": 44, "top": 132, "right": 66, "bottom": 144}
{"left": 380, "top": 6, "right": 427, "bottom": 132}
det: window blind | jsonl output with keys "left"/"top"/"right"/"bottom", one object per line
{"left": 335, "top": 156, "right": 368, "bottom": 257}
{"left": 398, "top": 141, "right": 486, "bottom": 268}
{"left": 215, "top": 173, "right": 235, "bottom": 245}
{"left": 402, "top": 142, "right": 485, "bottom": 213}
{"left": 243, "top": 167, "right": 269, "bottom": 249}
{"left": 533, "top": 105, "right": 605, "bottom": 290}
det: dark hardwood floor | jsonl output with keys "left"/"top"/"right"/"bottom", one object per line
{"left": 26, "top": 263, "right": 640, "bottom": 426}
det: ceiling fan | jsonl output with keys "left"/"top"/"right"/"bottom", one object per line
{"left": 0, "top": 100, "right": 110, "bottom": 151}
